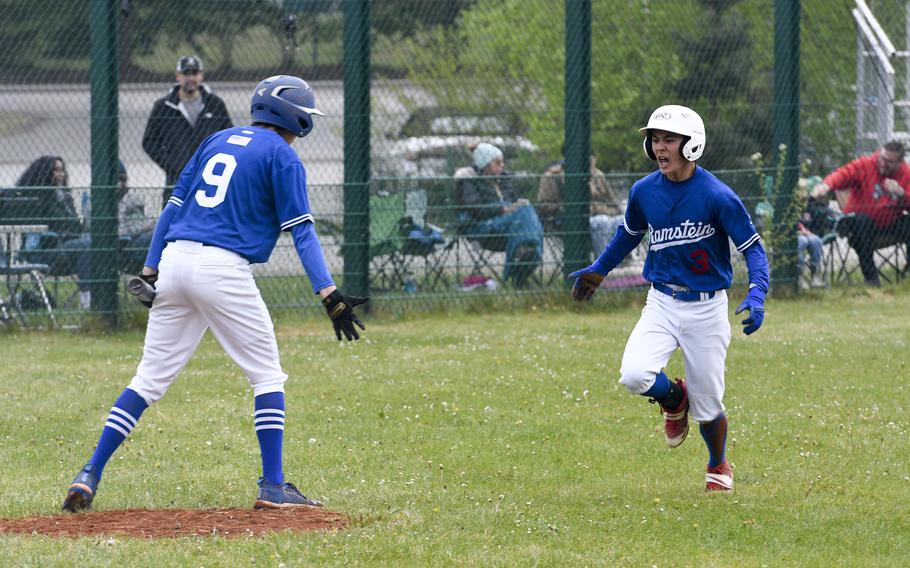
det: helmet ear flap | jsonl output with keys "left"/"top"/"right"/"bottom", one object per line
{"left": 298, "top": 115, "right": 313, "bottom": 137}
{"left": 644, "top": 133, "right": 699, "bottom": 162}
{"left": 680, "top": 135, "right": 691, "bottom": 160}
{"left": 643, "top": 130, "right": 656, "bottom": 160}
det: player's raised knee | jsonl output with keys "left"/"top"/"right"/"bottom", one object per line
{"left": 618, "top": 366, "right": 653, "bottom": 395}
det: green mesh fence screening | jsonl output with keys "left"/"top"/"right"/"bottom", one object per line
{"left": 0, "top": 0, "right": 907, "bottom": 329}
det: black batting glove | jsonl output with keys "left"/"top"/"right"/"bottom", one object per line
{"left": 322, "top": 289, "right": 368, "bottom": 341}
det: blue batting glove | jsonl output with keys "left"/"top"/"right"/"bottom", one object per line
{"left": 734, "top": 287, "right": 766, "bottom": 335}
{"left": 568, "top": 264, "right": 609, "bottom": 302}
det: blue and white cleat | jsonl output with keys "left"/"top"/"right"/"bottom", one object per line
{"left": 254, "top": 477, "right": 323, "bottom": 509}
{"left": 62, "top": 464, "right": 99, "bottom": 512}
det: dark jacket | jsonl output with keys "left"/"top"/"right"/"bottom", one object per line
{"left": 141, "top": 84, "right": 233, "bottom": 186}
{"left": 7, "top": 156, "right": 82, "bottom": 238}
{"left": 44, "top": 187, "right": 82, "bottom": 237}
{"left": 455, "top": 165, "right": 519, "bottom": 222}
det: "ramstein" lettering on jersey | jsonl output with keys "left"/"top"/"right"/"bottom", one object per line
{"left": 648, "top": 220, "right": 716, "bottom": 251}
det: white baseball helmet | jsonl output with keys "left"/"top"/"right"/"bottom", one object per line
{"left": 639, "top": 104, "right": 706, "bottom": 162}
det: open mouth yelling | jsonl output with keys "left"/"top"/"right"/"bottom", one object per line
{"left": 657, "top": 155, "right": 671, "bottom": 169}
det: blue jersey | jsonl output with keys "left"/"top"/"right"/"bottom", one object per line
{"left": 624, "top": 166, "right": 760, "bottom": 291}
{"left": 164, "top": 126, "right": 314, "bottom": 263}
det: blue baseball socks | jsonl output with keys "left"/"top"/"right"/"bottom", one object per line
{"left": 699, "top": 414, "right": 728, "bottom": 467}
{"left": 87, "top": 388, "right": 148, "bottom": 480}
{"left": 254, "top": 392, "right": 286, "bottom": 485}
{"left": 642, "top": 371, "right": 685, "bottom": 409}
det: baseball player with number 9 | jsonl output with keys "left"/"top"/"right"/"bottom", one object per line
{"left": 569, "top": 105, "right": 769, "bottom": 492}
{"left": 63, "top": 75, "right": 367, "bottom": 512}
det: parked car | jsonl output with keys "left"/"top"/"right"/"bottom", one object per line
{"left": 375, "top": 107, "right": 540, "bottom": 180}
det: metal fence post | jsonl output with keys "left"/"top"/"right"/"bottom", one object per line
{"left": 564, "top": 0, "right": 592, "bottom": 278}
{"left": 90, "top": 0, "right": 120, "bottom": 326}
{"left": 772, "top": 0, "right": 800, "bottom": 292}
{"left": 343, "top": 0, "right": 370, "bottom": 297}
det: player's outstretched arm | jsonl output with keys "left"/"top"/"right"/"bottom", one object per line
{"left": 290, "top": 222, "right": 369, "bottom": 340}
{"left": 568, "top": 225, "right": 642, "bottom": 301}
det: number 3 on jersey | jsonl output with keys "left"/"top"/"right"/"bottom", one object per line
{"left": 195, "top": 153, "right": 237, "bottom": 208}
{"left": 690, "top": 248, "right": 709, "bottom": 274}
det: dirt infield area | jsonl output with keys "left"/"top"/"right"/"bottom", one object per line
{"left": 0, "top": 507, "right": 348, "bottom": 539}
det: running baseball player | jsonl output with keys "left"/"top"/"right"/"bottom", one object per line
{"left": 569, "top": 105, "right": 769, "bottom": 492}
{"left": 62, "top": 75, "right": 367, "bottom": 512}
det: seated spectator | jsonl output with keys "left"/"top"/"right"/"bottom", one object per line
{"left": 797, "top": 220, "right": 825, "bottom": 288}
{"left": 454, "top": 143, "right": 544, "bottom": 288}
{"left": 797, "top": 177, "right": 826, "bottom": 288}
{"left": 801, "top": 184, "right": 842, "bottom": 238}
{"left": 62, "top": 161, "right": 156, "bottom": 308}
{"left": 537, "top": 151, "right": 624, "bottom": 255}
{"left": 116, "top": 163, "right": 157, "bottom": 272}
{"left": 810, "top": 141, "right": 910, "bottom": 286}
{"left": 752, "top": 176, "right": 829, "bottom": 289}
{"left": 15, "top": 156, "right": 84, "bottom": 275}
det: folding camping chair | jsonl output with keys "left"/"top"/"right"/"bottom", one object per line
{"left": 368, "top": 190, "right": 445, "bottom": 293}
{"left": 823, "top": 211, "right": 910, "bottom": 285}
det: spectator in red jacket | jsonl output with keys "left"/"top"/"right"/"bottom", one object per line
{"left": 810, "top": 141, "right": 910, "bottom": 286}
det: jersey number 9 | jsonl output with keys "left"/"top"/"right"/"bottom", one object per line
{"left": 195, "top": 153, "right": 237, "bottom": 208}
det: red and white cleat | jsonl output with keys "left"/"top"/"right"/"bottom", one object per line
{"left": 705, "top": 460, "right": 733, "bottom": 492}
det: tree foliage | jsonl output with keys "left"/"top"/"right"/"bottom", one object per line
{"left": 401, "top": 1, "right": 716, "bottom": 171}
{"left": 0, "top": 1, "right": 90, "bottom": 72}
{"left": 0, "top": 0, "right": 889, "bottom": 173}
{"left": 372, "top": 0, "right": 474, "bottom": 37}
{"left": 397, "top": 0, "right": 868, "bottom": 175}
{"left": 671, "top": 0, "right": 772, "bottom": 171}
{"left": 399, "top": 0, "right": 697, "bottom": 171}
{"left": 127, "top": 0, "right": 283, "bottom": 75}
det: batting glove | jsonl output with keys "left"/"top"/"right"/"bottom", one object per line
{"left": 567, "top": 265, "right": 608, "bottom": 302}
{"left": 735, "top": 287, "right": 766, "bottom": 335}
{"left": 322, "top": 290, "right": 368, "bottom": 341}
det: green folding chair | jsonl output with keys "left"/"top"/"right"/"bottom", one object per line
{"left": 368, "top": 191, "right": 446, "bottom": 293}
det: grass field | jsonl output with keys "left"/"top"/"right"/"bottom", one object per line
{"left": 1, "top": 285, "right": 908, "bottom": 567}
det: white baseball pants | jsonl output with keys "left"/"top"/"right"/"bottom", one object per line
{"left": 619, "top": 287, "right": 731, "bottom": 423}
{"left": 127, "top": 240, "right": 287, "bottom": 405}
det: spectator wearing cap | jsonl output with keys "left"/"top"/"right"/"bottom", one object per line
{"left": 142, "top": 55, "right": 233, "bottom": 208}
{"left": 454, "top": 142, "right": 544, "bottom": 288}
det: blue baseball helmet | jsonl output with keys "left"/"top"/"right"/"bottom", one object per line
{"left": 250, "top": 75, "right": 325, "bottom": 138}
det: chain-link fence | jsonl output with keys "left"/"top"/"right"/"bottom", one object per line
{"left": 0, "top": 0, "right": 907, "bottom": 329}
